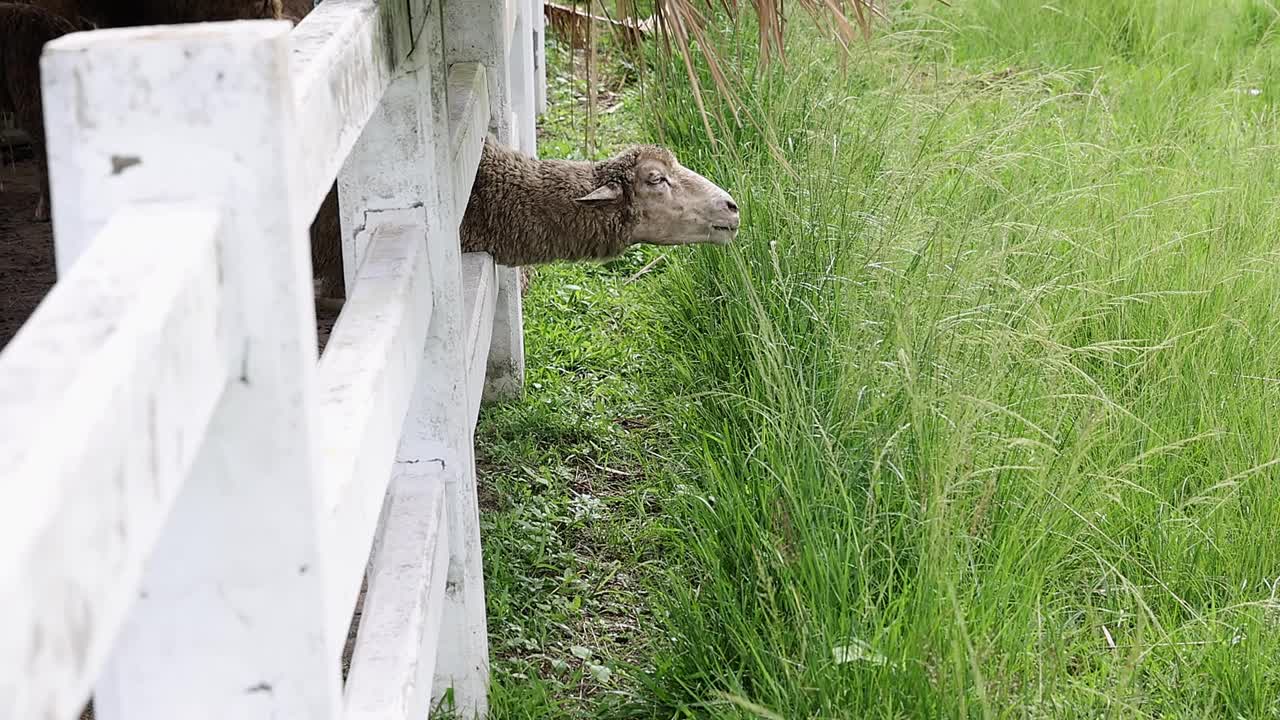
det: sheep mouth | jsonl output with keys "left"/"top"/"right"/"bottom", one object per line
{"left": 708, "top": 225, "right": 737, "bottom": 245}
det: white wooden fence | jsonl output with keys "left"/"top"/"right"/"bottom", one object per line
{"left": 0, "top": 0, "right": 545, "bottom": 717}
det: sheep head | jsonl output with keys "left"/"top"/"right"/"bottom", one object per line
{"left": 574, "top": 145, "right": 740, "bottom": 248}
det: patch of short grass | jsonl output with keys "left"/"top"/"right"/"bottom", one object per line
{"left": 474, "top": 32, "right": 681, "bottom": 719}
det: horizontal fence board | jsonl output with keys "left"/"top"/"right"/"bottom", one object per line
{"left": 290, "top": 0, "right": 424, "bottom": 224}
{"left": 343, "top": 476, "right": 449, "bottom": 720}
{"left": 317, "top": 207, "right": 433, "bottom": 641}
{"left": 460, "top": 252, "right": 497, "bottom": 426}
{"left": 0, "top": 204, "right": 225, "bottom": 720}
{"left": 446, "top": 62, "right": 490, "bottom": 222}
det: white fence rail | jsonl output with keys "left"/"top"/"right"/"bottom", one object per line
{"left": 0, "top": 0, "right": 544, "bottom": 717}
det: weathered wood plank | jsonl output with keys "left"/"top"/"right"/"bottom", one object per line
{"left": 461, "top": 251, "right": 497, "bottom": 426}
{"left": 533, "top": 0, "right": 547, "bottom": 115}
{"left": 505, "top": 0, "right": 520, "bottom": 57}
{"left": 41, "top": 21, "right": 343, "bottom": 719}
{"left": 417, "top": 4, "right": 495, "bottom": 711}
{"left": 290, "top": 0, "right": 424, "bottom": 224}
{"left": 446, "top": 0, "right": 526, "bottom": 408}
{"left": 483, "top": 111, "right": 528, "bottom": 405}
{"left": 316, "top": 207, "right": 433, "bottom": 642}
{"left": 0, "top": 205, "right": 223, "bottom": 720}
{"left": 343, "top": 476, "right": 449, "bottom": 720}
{"left": 445, "top": 0, "right": 511, "bottom": 146}
{"left": 333, "top": 7, "right": 494, "bottom": 712}
{"left": 446, "top": 62, "right": 490, "bottom": 222}
{"left": 509, "top": 7, "right": 537, "bottom": 154}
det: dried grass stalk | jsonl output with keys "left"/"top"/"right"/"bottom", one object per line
{"left": 649, "top": 0, "right": 893, "bottom": 140}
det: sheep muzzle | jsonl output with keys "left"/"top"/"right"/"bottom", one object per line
{"left": 627, "top": 154, "right": 740, "bottom": 249}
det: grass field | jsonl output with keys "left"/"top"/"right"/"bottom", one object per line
{"left": 475, "top": 1, "right": 1280, "bottom": 717}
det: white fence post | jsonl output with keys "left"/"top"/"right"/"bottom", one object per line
{"left": 445, "top": 0, "right": 511, "bottom": 142}
{"left": 40, "top": 20, "right": 341, "bottom": 720}
{"left": 485, "top": 0, "right": 540, "bottom": 404}
{"left": 447, "top": 0, "right": 528, "bottom": 404}
{"left": 532, "top": 0, "right": 547, "bottom": 115}
{"left": 337, "top": 5, "right": 493, "bottom": 717}
{"left": 510, "top": 5, "right": 537, "bottom": 155}
{"left": 483, "top": 264, "right": 526, "bottom": 403}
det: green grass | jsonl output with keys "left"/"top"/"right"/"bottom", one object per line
{"left": 474, "top": 34, "right": 681, "bottom": 718}
{"left": 477, "top": 2, "right": 1280, "bottom": 717}
{"left": 639, "top": 0, "right": 1280, "bottom": 717}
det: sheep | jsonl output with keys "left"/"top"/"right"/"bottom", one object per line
{"left": 254, "top": 135, "right": 743, "bottom": 304}
{"left": 3, "top": 1, "right": 738, "bottom": 305}
{"left": 459, "top": 136, "right": 741, "bottom": 266}
{"left": 307, "top": 137, "right": 741, "bottom": 304}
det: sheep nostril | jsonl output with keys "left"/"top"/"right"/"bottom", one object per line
{"left": 725, "top": 199, "right": 739, "bottom": 214}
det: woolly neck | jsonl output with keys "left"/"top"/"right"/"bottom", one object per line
{"left": 461, "top": 139, "right": 638, "bottom": 265}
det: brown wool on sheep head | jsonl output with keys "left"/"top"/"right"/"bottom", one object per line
{"left": 460, "top": 138, "right": 740, "bottom": 267}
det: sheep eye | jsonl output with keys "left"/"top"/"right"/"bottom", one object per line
{"left": 648, "top": 175, "right": 668, "bottom": 186}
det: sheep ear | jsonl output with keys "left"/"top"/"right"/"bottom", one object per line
{"left": 574, "top": 183, "right": 622, "bottom": 205}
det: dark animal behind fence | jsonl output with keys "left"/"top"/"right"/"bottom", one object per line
{"left": 0, "top": 0, "right": 347, "bottom": 300}
{"left": 0, "top": 3, "right": 77, "bottom": 221}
